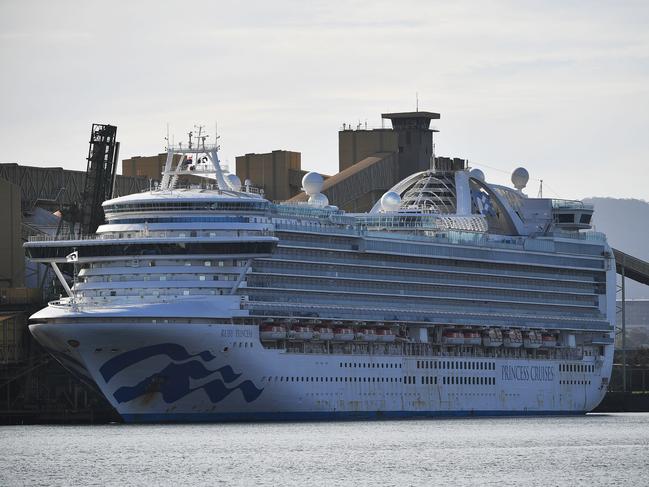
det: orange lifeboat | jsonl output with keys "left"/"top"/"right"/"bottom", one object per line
{"left": 524, "top": 330, "right": 542, "bottom": 349}
{"left": 442, "top": 329, "right": 465, "bottom": 346}
{"left": 503, "top": 329, "right": 523, "bottom": 348}
{"left": 541, "top": 333, "right": 557, "bottom": 348}
{"left": 314, "top": 326, "right": 334, "bottom": 341}
{"left": 260, "top": 325, "right": 286, "bottom": 341}
{"left": 376, "top": 328, "right": 396, "bottom": 343}
{"left": 463, "top": 330, "right": 481, "bottom": 346}
{"left": 482, "top": 328, "right": 503, "bottom": 347}
{"left": 290, "top": 326, "right": 313, "bottom": 340}
{"left": 333, "top": 327, "right": 354, "bottom": 341}
{"left": 361, "top": 328, "right": 378, "bottom": 342}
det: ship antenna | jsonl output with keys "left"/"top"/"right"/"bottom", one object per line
{"left": 431, "top": 137, "right": 436, "bottom": 171}
{"left": 538, "top": 179, "right": 543, "bottom": 198}
{"left": 416, "top": 92, "right": 419, "bottom": 112}
{"left": 194, "top": 124, "right": 204, "bottom": 161}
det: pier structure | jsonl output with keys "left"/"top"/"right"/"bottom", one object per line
{"left": 613, "top": 249, "right": 649, "bottom": 396}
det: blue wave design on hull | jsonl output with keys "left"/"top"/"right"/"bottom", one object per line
{"left": 101, "top": 344, "right": 263, "bottom": 405}
{"left": 113, "top": 360, "right": 263, "bottom": 404}
{"left": 100, "top": 343, "right": 218, "bottom": 382}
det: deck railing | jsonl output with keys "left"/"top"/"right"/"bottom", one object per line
{"left": 28, "top": 229, "right": 274, "bottom": 242}
{"left": 551, "top": 199, "right": 593, "bottom": 210}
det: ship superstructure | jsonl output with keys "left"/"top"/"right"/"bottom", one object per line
{"left": 25, "top": 124, "right": 616, "bottom": 422}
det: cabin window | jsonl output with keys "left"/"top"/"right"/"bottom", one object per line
{"left": 557, "top": 214, "right": 574, "bottom": 223}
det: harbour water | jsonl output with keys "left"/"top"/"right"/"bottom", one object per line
{"left": 2, "top": 413, "right": 648, "bottom": 486}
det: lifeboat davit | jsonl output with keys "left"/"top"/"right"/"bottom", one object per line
{"left": 503, "top": 329, "right": 523, "bottom": 348}
{"left": 482, "top": 328, "right": 503, "bottom": 347}
{"left": 541, "top": 333, "right": 557, "bottom": 348}
{"left": 260, "top": 325, "right": 286, "bottom": 341}
{"left": 376, "top": 328, "right": 396, "bottom": 343}
{"left": 314, "top": 326, "right": 334, "bottom": 341}
{"left": 463, "top": 330, "right": 481, "bottom": 346}
{"left": 290, "top": 326, "right": 313, "bottom": 340}
{"left": 442, "top": 329, "right": 465, "bottom": 346}
{"left": 524, "top": 330, "right": 542, "bottom": 349}
{"left": 333, "top": 327, "right": 354, "bottom": 341}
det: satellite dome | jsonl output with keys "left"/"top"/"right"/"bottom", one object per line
{"left": 302, "top": 172, "right": 324, "bottom": 195}
{"left": 225, "top": 173, "right": 242, "bottom": 191}
{"left": 469, "top": 168, "right": 486, "bottom": 182}
{"left": 308, "top": 192, "right": 329, "bottom": 207}
{"left": 380, "top": 191, "right": 402, "bottom": 212}
{"left": 511, "top": 167, "right": 529, "bottom": 190}
{"left": 244, "top": 179, "right": 252, "bottom": 187}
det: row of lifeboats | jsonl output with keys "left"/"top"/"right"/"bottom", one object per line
{"left": 260, "top": 325, "right": 397, "bottom": 343}
{"left": 442, "top": 329, "right": 557, "bottom": 348}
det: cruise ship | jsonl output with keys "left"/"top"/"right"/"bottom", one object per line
{"left": 25, "top": 127, "right": 616, "bottom": 422}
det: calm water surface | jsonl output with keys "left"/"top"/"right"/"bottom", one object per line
{"left": 2, "top": 413, "right": 648, "bottom": 486}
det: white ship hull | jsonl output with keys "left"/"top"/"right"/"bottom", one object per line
{"left": 30, "top": 320, "right": 612, "bottom": 422}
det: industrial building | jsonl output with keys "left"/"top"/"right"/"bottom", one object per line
{"left": 625, "top": 300, "right": 649, "bottom": 329}
{"left": 616, "top": 300, "right": 649, "bottom": 350}
{"left": 0, "top": 178, "right": 23, "bottom": 289}
{"left": 0, "top": 163, "right": 149, "bottom": 210}
{"left": 289, "top": 111, "right": 447, "bottom": 212}
{"left": 122, "top": 152, "right": 183, "bottom": 182}
{"left": 235, "top": 150, "right": 317, "bottom": 202}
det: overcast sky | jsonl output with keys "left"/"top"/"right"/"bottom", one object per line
{"left": 1, "top": 0, "right": 648, "bottom": 200}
